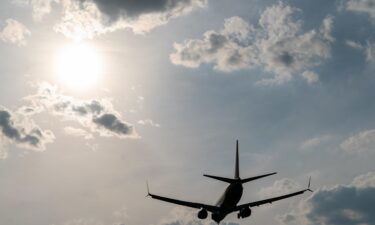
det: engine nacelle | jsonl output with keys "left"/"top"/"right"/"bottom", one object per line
{"left": 197, "top": 209, "right": 208, "bottom": 219}
{"left": 237, "top": 207, "right": 251, "bottom": 219}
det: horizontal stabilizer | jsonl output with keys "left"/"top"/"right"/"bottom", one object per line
{"left": 203, "top": 174, "right": 237, "bottom": 183}
{"left": 240, "top": 172, "right": 277, "bottom": 184}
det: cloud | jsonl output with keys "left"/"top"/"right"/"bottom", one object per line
{"left": 53, "top": 0, "right": 207, "bottom": 40}
{"left": 365, "top": 41, "right": 375, "bottom": 62}
{"left": 63, "top": 126, "right": 93, "bottom": 139}
{"left": 56, "top": 218, "right": 103, "bottom": 225}
{"left": 170, "top": 3, "right": 334, "bottom": 85}
{"left": 300, "top": 135, "right": 332, "bottom": 150}
{"left": 138, "top": 119, "right": 160, "bottom": 127}
{"left": 345, "top": 40, "right": 364, "bottom": 50}
{"left": 340, "top": 129, "right": 375, "bottom": 154}
{"left": 258, "top": 178, "right": 300, "bottom": 198}
{"left": 346, "top": 0, "right": 375, "bottom": 19}
{"left": 0, "top": 107, "right": 54, "bottom": 155}
{"left": 158, "top": 207, "right": 239, "bottom": 225}
{"left": 0, "top": 19, "right": 31, "bottom": 46}
{"left": 279, "top": 172, "right": 375, "bottom": 225}
{"left": 345, "top": 40, "right": 375, "bottom": 63}
{"left": 13, "top": 0, "right": 59, "bottom": 21}
{"left": 26, "top": 82, "right": 137, "bottom": 138}
{"left": 301, "top": 71, "right": 319, "bottom": 84}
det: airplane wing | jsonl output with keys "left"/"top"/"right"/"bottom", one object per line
{"left": 146, "top": 184, "right": 219, "bottom": 212}
{"left": 232, "top": 177, "right": 313, "bottom": 212}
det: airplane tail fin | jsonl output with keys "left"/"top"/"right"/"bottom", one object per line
{"left": 204, "top": 140, "right": 277, "bottom": 184}
{"left": 235, "top": 140, "right": 240, "bottom": 179}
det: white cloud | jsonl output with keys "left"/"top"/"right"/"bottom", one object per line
{"left": 340, "top": 129, "right": 375, "bottom": 154}
{"left": 0, "top": 144, "right": 9, "bottom": 160}
{"left": 344, "top": 40, "right": 375, "bottom": 63}
{"left": 345, "top": 40, "right": 364, "bottom": 50}
{"left": 258, "top": 178, "right": 300, "bottom": 198}
{"left": 0, "top": 19, "right": 31, "bottom": 46}
{"left": 138, "top": 119, "right": 160, "bottom": 128}
{"left": 300, "top": 135, "right": 331, "bottom": 150}
{"left": 63, "top": 126, "right": 93, "bottom": 139}
{"left": 301, "top": 71, "right": 319, "bottom": 84}
{"left": 53, "top": 0, "right": 207, "bottom": 40}
{"left": 30, "top": 0, "right": 59, "bottom": 21}
{"left": 54, "top": 218, "right": 103, "bottom": 225}
{"left": 346, "top": 0, "right": 375, "bottom": 19}
{"left": 14, "top": 0, "right": 59, "bottom": 21}
{"left": 170, "top": 3, "right": 334, "bottom": 85}
{"left": 365, "top": 41, "right": 375, "bottom": 62}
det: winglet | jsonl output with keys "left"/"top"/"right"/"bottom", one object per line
{"left": 306, "top": 177, "right": 313, "bottom": 192}
{"left": 146, "top": 181, "right": 151, "bottom": 197}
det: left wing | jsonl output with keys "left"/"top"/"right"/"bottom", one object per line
{"left": 147, "top": 184, "right": 219, "bottom": 212}
{"left": 232, "top": 177, "right": 313, "bottom": 212}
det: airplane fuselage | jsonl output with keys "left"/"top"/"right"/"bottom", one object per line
{"left": 212, "top": 182, "right": 243, "bottom": 223}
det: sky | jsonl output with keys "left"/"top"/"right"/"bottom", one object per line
{"left": 0, "top": 0, "right": 375, "bottom": 224}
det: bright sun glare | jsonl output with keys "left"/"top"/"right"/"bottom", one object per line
{"left": 55, "top": 43, "right": 102, "bottom": 89}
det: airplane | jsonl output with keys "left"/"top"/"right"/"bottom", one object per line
{"left": 147, "top": 140, "right": 313, "bottom": 224}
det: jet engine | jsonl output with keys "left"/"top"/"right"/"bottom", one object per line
{"left": 197, "top": 209, "right": 208, "bottom": 219}
{"left": 237, "top": 207, "right": 251, "bottom": 219}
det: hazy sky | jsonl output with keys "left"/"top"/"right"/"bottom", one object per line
{"left": 1, "top": 0, "right": 375, "bottom": 225}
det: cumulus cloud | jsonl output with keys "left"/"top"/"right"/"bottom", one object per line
{"left": 279, "top": 172, "right": 375, "bottom": 225}
{"left": 158, "top": 207, "right": 239, "bottom": 225}
{"left": 13, "top": 0, "right": 59, "bottom": 21}
{"left": 53, "top": 0, "right": 207, "bottom": 40}
{"left": 346, "top": 0, "right": 375, "bottom": 19}
{"left": 26, "top": 82, "right": 137, "bottom": 138}
{"left": 63, "top": 126, "right": 93, "bottom": 139}
{"left": 0, "top": 19, "right": 31, "bottom": 46}
{"left": 0, "top": 107, "right": 54, "bottom": 155}
{"left": 170, "top": 3, "right": 334, "bottom": 85}
{"left": 258, "top": 178, "right": 300, "bottom": 198}
{"left": 340, "top": 129, "right": 375, "bottom": 154}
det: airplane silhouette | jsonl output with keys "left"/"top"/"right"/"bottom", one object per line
{"left": 147, "top": 140, "right": 313, "bottom": 224}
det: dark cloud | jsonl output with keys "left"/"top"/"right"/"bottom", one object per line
{"left": 54, "top": 0, "right": 207, "bottom": 39}
{"left": 26, "top": 83, "right": 137, "bottom": 139}
{"left": 0, "top": 107, "right": 54, "bottom": 154}
{"left": 80, "top": 0, "right": 206, "bottom": 22}
{"left": 279, "top": 172, "right": 375, "bottom": 225}
{"left": 93, "top": 113, "right": 134, "bottom": 137}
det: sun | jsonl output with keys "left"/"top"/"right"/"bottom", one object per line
{"left": 55, "top": 43, "right": 102, "bottom": 89}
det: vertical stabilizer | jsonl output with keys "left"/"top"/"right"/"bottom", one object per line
{"left": 235, "top": 140, "right": 240, "bottom": 179}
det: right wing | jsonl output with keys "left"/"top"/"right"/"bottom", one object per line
{"left": 147, "top": 185, "right": 218, "bottom": 212}
{"left": 232, "top": 177, "right": 313, "bottom": 211}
